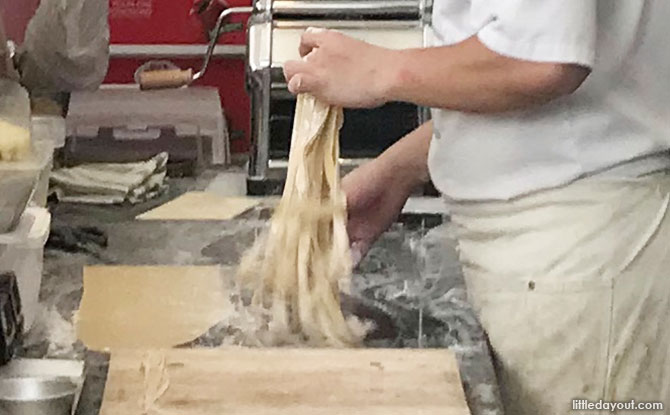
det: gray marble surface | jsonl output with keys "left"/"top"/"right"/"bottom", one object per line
{"left": 18, "top": 190, "right": 503, "bottom": 414}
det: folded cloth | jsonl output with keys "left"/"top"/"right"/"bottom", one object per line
{"left": 51, "top": 152, "right": 168, "bottom": 204}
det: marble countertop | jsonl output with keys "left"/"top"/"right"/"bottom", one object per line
{"left": 18, "top": 208, "right": 503, "bottom": 415}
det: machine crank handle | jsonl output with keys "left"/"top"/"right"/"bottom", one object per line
{"left": 139, "top": 6, "right": 252, "bottom": 90}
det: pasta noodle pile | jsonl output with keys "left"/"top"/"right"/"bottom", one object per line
{"left": 238, "top": 94, "right": 366, "bottom": 347}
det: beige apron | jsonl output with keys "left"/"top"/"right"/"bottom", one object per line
{"left": 448, "top": 172, "right": 670, "bottom": 415}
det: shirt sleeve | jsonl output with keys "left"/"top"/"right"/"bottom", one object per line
{"left": 475, "top": 0, "right": 598, "bottom": 68}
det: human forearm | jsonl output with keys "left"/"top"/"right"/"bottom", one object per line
{"left": 342, "top": 121, "right": 432, "bottom": 219}
{"left": 375, "top": 121, "right": 433, "bottom": 194}
{"left": 284, "top": 31, "right": 590, "bottom": 111}
{"left": 380, "top": 37, "right": 590, "bottom": 113}
{"left": 342, "top": 121, "right": 433, "bottom": 263}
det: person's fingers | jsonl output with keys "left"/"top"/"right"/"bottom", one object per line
{"left": 299, "top": 28, "right": 328, "bottom": 57}
{"left": 284, "top": 57, "right": 322, "bottom": 95}
{"left": 287, "top": 73, "right": 320, "bottom": 95}
{"left": 283, "top": 59, "right": 310, "bottom": 83}
{"left": 287, "top": 74, "right": 302, "bottom": 94}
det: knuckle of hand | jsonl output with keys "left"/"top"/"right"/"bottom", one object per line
{"left": 309, "top": 51, "right": 322, "bottom": 63}
{"left": 324, "top": 31, "right": 338, "bottom": 43}
{"left": 283, "top": 63, "right": 294, "bottom": 76}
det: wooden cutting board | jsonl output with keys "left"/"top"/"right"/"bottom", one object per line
{"left": 100, "top": 348, "right": 470, "bottom": 415}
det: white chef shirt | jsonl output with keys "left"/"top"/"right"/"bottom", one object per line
{"left": 428, "top": 0, "right": 670, "bottom": 201}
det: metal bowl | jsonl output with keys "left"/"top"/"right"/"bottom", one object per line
{"left": 0, "top": 377, "right": 77, "bottom": 415}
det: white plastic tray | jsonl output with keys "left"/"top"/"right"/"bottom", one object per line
{"left": 0, "top": 207, "right": 51, "bottom": 331}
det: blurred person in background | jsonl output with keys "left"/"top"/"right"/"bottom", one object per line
{"left": 0, "top": 0, "right": 108, "bottom": 159}
{"left": 0, "top": 0, "right": 109, "bottom": 91}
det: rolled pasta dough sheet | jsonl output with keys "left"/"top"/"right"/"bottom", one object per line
{"left": 76, "top": 265, "right": 227, "bottom": 351}
{"left": 136, "top": 193, "right": 259, "bottom": 221}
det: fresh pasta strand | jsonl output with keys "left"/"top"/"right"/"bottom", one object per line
{"left": 238, "top": 94, "right": 367, "bottom": 347}
{"left": 139, "top": 351, "right": 170, "bottom": 414}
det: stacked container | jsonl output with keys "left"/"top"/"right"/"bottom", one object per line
{"left": 0, "top": 208, "right": 51, "bottom": 331}
{"left": 0, "top": 140, "right": 53, "bottom": 232}
{"left": 0, "top": 81, "right": 53, "bottom": 333}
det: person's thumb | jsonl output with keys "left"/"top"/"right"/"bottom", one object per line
{"left": 287, "top": 73, "right": 319, "bottom": 95}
